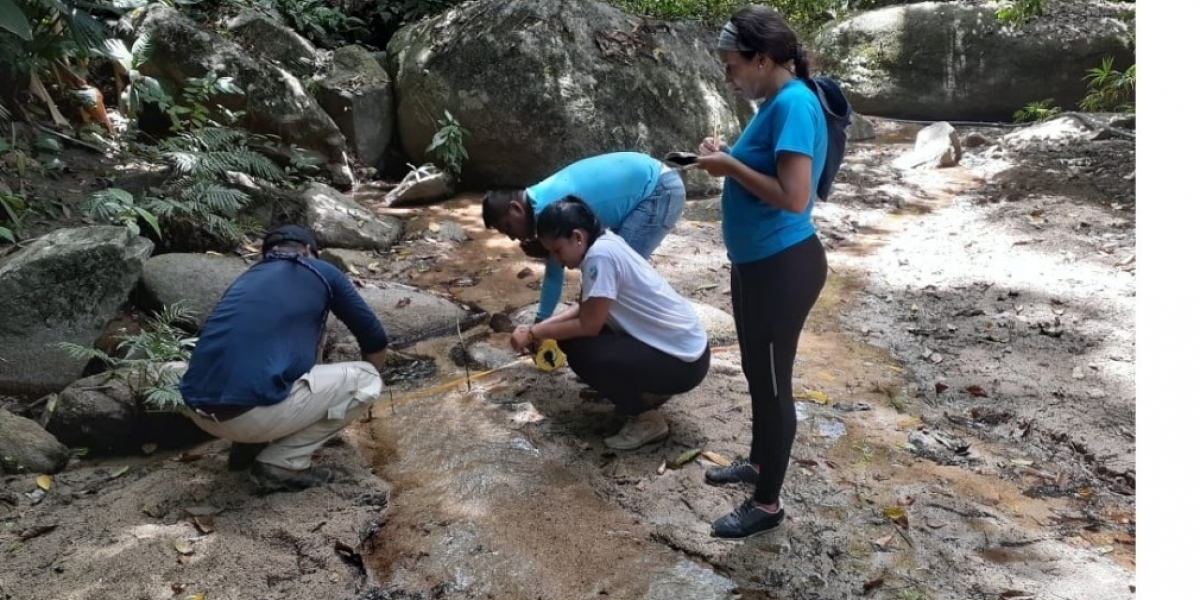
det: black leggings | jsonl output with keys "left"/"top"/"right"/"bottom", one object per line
{"left": 559, "top": 328, "right": 711, "bottom": 416}
{"left": 731, "top": 235, "right": 827, "bottom": 506}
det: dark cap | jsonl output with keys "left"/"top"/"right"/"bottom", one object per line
{"left": 262, "top": 224, "right": 319, "bottom": 258}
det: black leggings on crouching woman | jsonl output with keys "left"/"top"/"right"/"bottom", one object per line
{"left": 559, "top": 328, "right": 711, "bottom": 416}
{"left": 732, "top": 234, "right": 827, "bottom": 506}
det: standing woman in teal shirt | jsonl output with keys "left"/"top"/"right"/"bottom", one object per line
{"left": 695, "top": 5, "right": 829, "bottom": 539}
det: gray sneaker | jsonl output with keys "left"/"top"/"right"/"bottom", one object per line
{"left": 604, "top": 410, "right": 669, "bottom": 450}
{"left": 250, "top": 461, "right": 333, "bottom": 492}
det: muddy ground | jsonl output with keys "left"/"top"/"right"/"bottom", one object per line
{"left": 0, "top": 116, "right": 1135, "bottom": 600}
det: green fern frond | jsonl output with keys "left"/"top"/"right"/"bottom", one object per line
{"left": 179, "top": 180, "right": 250, "bottom": 214}
{"left": 55, "top": 341, "right": 115, "bottom": 364}
{"left": 203, "top": 212, "right": 241, "bottom": 243}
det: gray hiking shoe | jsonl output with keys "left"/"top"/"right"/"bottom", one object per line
{"left": 250, "top": 461, "right": 333, "bottom": 492}
{"left": 604, "top": 410, "right": 669, "bottom": 450}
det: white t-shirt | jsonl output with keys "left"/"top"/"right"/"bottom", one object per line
{"left": 580, "top": 232, "right": 708, "bottom": 362}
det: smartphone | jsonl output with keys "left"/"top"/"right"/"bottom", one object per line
{"left": 663, "top": 151, "right": 699, "bottom": 170}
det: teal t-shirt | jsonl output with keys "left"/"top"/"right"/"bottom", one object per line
{"left": 527, "top": 152, "right": 663, "bottom": 320}
{"left": 721, "top": 78, "right": 827, "bottom": 264}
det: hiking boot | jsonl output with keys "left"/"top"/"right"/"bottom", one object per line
{"left": 704, "top": 459, "right": 759, "bottom": 486}
{"left": 640, "top": 392, "right": 673, "bottom": 408}
{"left": 227, "top": 442, "right": 267, "bottom": 472}
{"left": 711, "top": 498, "right": 786, "bottom": 539}
{"left": 604, "top": 410, "right": 669, "bottom": 450}
{"left": 250, "top": 461, "right": 333, "bottom": 492}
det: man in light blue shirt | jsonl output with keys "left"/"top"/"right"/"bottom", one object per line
{"left": 482, "top": 151, "right": 686, "bottom": 321}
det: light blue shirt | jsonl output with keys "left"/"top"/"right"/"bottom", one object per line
{"left": 527, "top": 152, "right": 663, "bottom": 320}
{"left": 721, "top": 78, "right": 827, "bottom": 264}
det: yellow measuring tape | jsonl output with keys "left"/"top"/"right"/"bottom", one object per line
{"left": 372, "top": 340, "right": 567, "bottom": 413}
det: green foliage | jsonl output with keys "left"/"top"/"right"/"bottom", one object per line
{"left": 105, "top": 32, "right": 173, "bottom": 120}
{"left": 82, "top": 187, "right": 163, "bottom": 239}
{"left": 1079, "top": 57, "right": 1135, "bottom": 113}
{"left": 57, "top": 302, "right": 198, "bottom": 412}
{"left": 995, "top": 0, "right": 1045, "bottom": 24}
{"left": 1014, "top": 98, "right": 1061, "bottom": 123}
{"left": 425, "top": 109, "right": 469, "bottom": 177}
{"left": 275, "top": 0, "right": 366, "bottom": 46}
{"left": 168, "top": 71, "right": 246, "bottom": 132}
{"left": 0, "top": 0, "right": 109, "bottom": 78}
{"left": 608, "top": 0, "right": 869, "bottom": 29}
{"left": 375, "top": 0, "right": 461, "bottom": 28}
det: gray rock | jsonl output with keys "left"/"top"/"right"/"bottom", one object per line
{"left": 382, "top": 163, "right": 455, "bottom": 207}
{"left": 0, "top": 409, "right": 69, "bottom": 474}
{"left": 893, "top": 121, "right": 961, "bottom": 169}
{"left": 325, "top": 283, "right": 472, "bottom": 349}
{"left": 319, "top": 248, "right": 378, "bottom": 273}
{"left": 679, "top": 169, "right": 723, "bottom": 199}
{"left": 41, "top": 368, "right": 209, "bottom": 454}
{"left": 814, "top": 1, "right": 1135, "bottom": 120}
{"left": 961, "top": 131, "right": 994, "bottom": 148}
{"left": 511, "top": 302, "right": 573, "bottom": 326}
{"left": 227, "top": 10, "right": 323, "bottom": 78}
{"left": 315, "top": 44, "right": 395, "bottom": 169}
{"left": 139, "top": 253, "right": 250, "bottom": 327}
{"left": 387, "top": 0, "right": 753, "bottom": 188}
{"left": 134, "top": 5, "right": 351, "bottom": 185}
{"left": 643, "top": 559, "right": 738, "bottom": 600}
{"left": 302, "top": 182, "right": 404, "bottom": 250}
{"left": 847, "top": 114, "right": 876, "bottom": 142}
{"left": 0, "top": 227, "right": 153, "bottom": 398}
{"left": 451, "top": 341, "right": 519, "bottom": 371}
{"left": 689, "top": 301, "right": 736, "bottom": 347}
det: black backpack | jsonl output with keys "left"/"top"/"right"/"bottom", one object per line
{"left": 802, "top": 75, "right": 852, "bottom": 201}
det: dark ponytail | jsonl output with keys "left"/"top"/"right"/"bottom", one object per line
{"left": 730, "top": 6, "right": 809, "bottom": 80}
{"left": 535, "top": 195, "right": 603, "bottom": 248}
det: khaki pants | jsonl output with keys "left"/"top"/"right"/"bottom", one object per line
{"left": 186, "top": 362, "right": 383, "bottom": 470}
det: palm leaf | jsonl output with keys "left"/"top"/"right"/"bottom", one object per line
{"left": 0, "top": 0, "right": 33, "bottom": 41}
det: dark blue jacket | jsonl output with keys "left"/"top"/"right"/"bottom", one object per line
{"left": 179, "top": 253, "right": 387, "bottom": 408}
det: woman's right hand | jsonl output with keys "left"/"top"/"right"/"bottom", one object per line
{"left": 698, "top": 136, "right": 721, "bottom": 156}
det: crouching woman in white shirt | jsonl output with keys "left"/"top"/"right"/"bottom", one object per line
{"left": 510, "top": 196, "right": 711, "bottom": 450}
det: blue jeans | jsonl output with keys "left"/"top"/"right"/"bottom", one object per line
{"left": 613, "top": 168, "right": 686, "bottom": 259}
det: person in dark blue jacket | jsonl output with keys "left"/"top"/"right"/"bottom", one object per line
{"left": 179, "top": 225, "right": 388, "bottom": 492}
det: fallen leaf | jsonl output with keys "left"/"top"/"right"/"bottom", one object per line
{"left": 965, "top": 385, "right": 988, "bottom": 398}
{"left": 177, "top": 554, "right": 192, "bottom": 565}
{"left": 173, "top": 538, "right": 195, "bottom": 555}
{"left": 171, "top": 582, "right": 185, "bottom": 594}
{"left": 1096, "top": 545, "right": 1114, "bottom": 555}
{"left": 701, "top": 451, "right": 731, "bottom": 467}
{"left": 348, "top": 264, "right": 360, "bottom": 276}
{"left": 18, "top": 524, "right": 57, "bottom": 540}
{"left": 36, "top": 474, "right": 52, "bottom": 491}
{"left": 394, "top": 297, "right": 412, "bottom": 309}
{"left": 1113, "top": 535, "right": 1135, "bottom": 546}
{"left": 1000, "top": 591, "right": 1035, "bottom": 599}
{"left": 935, "top": 382, "right": 948, "bottom": 394}
{"left": 516, "top": 267, "right": 534, "bottom": 279}
{"left": 192, "top": 516, "right": 215, "bottom": 535}
{"left": 926, "top": 522, "right": 947, "bottom": 530}
{"left": 142, "top": 443, "right": 158, "bottom": 455}
{"left": 668, "top": 448, "right": 702, "bottom": 469}
{"left": 175, "top": 451, "right": 205, "bottom": 463}
{"left": 108, "top": 465, "right": 130, "bottom": 479}
{"left": 1010, "top": 459, "right": 1033, "bottom": 467}
{"left": 802, "top": 390, "right": 830, "bottom": 404}
{"left": 896, "top": 494, "right": 916, "bottom": 506}
{"left": 183, "top": 594, "right": 204, "bottom": 600}
{"left": 883, "top": 506, "right": 906, "bottom": 520}
{"left": 862, "top": 578, "right": 885, "bottom": 593}
{"left": 656, "top": 460, "right": 667, "bottom": 476}
{"left": 427, "top": 222, "right": 441, "bottom": 233}
{"left": 872, "top": 533, "right": 894, "bottom": 550}
{"left": 795, "top": 459, "right": 819, "bottom": 469}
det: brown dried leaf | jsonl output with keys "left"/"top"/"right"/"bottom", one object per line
{"left": 516, "top": 267, "right": 534, "bottom": 279}
{"left": 171, "top": 582, "right": 185, "bottom": 595}
{"left": 926, "top": 522, "right": 947, "bottom": 530}
{"left": 701, "top": 451, "right": 731, "bottom": 467}
{"left": 795, "top": 459, "right": 819, "bottom": 469}
{"left": 394, "top": 297, "right": 412, "bottom": 309}
{"left": 18, "top": 524, "right": 57, "bottom": 540}
{"left": 965, "top": 385, "right": 988, "bottom": 398}
{"left": 1000, "top": 591, "right": 1035, "bottom": 599}
{"left": 935, "top": 382, "right": 948, "bottom": 394}
{"left": 872, "top": 533, "right": 894, "bottom": 550}
{"left": 862, "top": 578, "right": 885, "bottom": 593}
{"left": 175, "top": 451, "right": 205, "bottom": 463}
{"left": 192, "top": 515, "right": 215, "bottom": 535}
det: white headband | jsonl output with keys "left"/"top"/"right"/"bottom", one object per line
{"left": 716, "top": 21, "right": 753, "bottom": 52}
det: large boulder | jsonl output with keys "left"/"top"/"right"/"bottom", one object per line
{"left": 40, "top": 369, "right": 211, "bottom": 454}
{"left": 325, "top": 283, "right": 474, "bottom": 349}
{"left": 0, "top": 227, "right": 153, "bottom": 398}
{"left": 134, "top": 4, "right": 353, "bottom": 186}
{"left": 226, "top": 10, "right": 325, "bottom": 79}
{"left": 138, "top": 253, "right": 251, "bottom": 327}
{"left": 812, "top": 1, "right": 1135, "bottom": 120}
{"left": 0, "top": 409, "right": 70, "bottom": 474}
{"left": 386, "top": 0, "right": 752, "bottom": 188}
{"left": 299, "top": 183, "right": 405, "bottom": 250}
{"left": 315, "top": 44, "right": 395, "bottom": 170}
